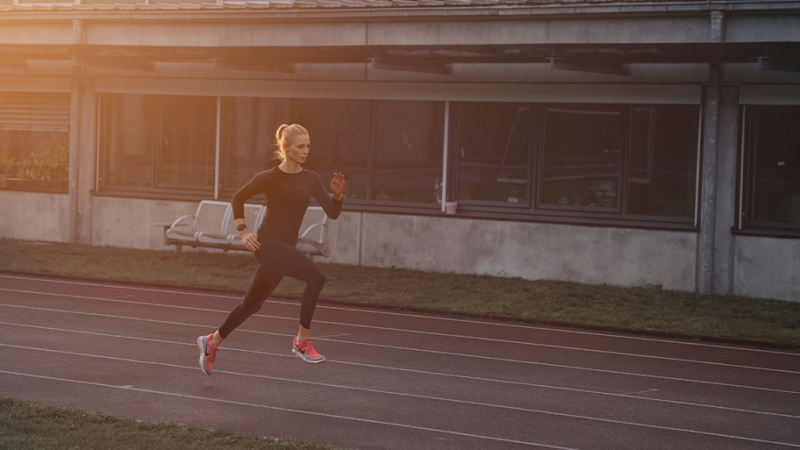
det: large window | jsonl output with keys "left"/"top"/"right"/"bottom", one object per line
{"left": 450, "top": 102, "right": 699, "bottom": 223}
{"left": 742, "top": 105, "right": 800, "bottom": 230}
{"left": 628, "top": 105, "right": 698, "bottom": 218}
{"left": 299, "top": 99, "right": 371, "bottom": 200}
{"left": 455, "top": 102, "right": 532, "bottom": 205}
{"left": 101, "top": 94, "right": 216, "bottom": 192}
{"left": 98, "top": 94, "right": 700, "bottom": 229}
{"left": 541, "top": 105, "right": 623, "bottom": 210}
{"left": 373, "top": 101, "right": 444, "bottom": 204}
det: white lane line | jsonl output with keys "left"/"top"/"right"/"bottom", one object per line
{"left": 4, "top": 321, "right": 799, "bottom": 420}
{"left": 3, "top": 346, "right": 799, "bottom": 449}
{"left": 2, "top": 274, "right": 797, "bottom": 357}
{"left": 1, "top": 288, "right": 797, "bottom": 375}
{"left": 1, "top": 304, "right": 799, "bottom": 396}
{"left": 0, "top": 369, "right": 577, "bottom": 450}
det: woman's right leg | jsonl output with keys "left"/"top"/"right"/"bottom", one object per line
{"left": 218, "top": 248, "right": 284, "bottom": 339}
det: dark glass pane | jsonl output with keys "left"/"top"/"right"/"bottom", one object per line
{"left": 157, "top": 96, "right": 217, "bottom": 188}
{"left": 456, "top": 102, "right": 531, "bottom": 204}
{"left": 748, "top": 106, "right": 800, "bottom": 224}
{"left": 373, "top": 100, "right": 444, "bottom": 203}
{"left": 104, "top": 94, "right": 157, "bottom": 188}
{"left": 223, "top": 97, "right": 291, "bottom": 190}
{"left": 542, "top": 106, "right": 623, "bottom": 209}
{"left": 628, "top": 105, "right": 699, "bottom": 218}
{"left": 299, "top": 99, "right": 370, "bottom": 200}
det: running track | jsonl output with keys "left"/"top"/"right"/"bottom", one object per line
{"left": 1, "top": 273, "right": 799, "bottom": 450}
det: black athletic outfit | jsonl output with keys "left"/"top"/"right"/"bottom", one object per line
{"left": 217, "top": 167, "right": 342, "bottom": 338}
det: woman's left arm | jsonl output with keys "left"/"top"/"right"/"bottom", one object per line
{"left": 312, "top": 172, "right": 344, "bottom": 220}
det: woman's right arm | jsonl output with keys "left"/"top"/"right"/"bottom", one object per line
{"left": 231, "top": 172, "right": 268, "bottom": 221}
{"left": 231, "top": 172, "right": 269, "bottom": 251}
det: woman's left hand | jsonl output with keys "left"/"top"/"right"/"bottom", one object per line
{"left": 330, "top": 172, "right": 346, "bottom": 200}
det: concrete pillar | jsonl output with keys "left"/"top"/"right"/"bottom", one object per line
{"left": 68, "top": 19, "right": 84, "bottom": 243}
{"left": 712, "top": 86, "right": 739, "bottom": 295}
{"left": 696, "top": 10, "right": 726, "bottom": 294}
{"left": 78, "top": 77, "right": 96, "bottom": 245}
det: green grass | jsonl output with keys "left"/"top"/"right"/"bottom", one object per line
{"left": 1, "top": 238, "right": 799, "bottom": 347}
{"left": 0, "top": 398, "right": 346, "bottom": 450}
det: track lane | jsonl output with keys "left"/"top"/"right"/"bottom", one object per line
{"left": 1, "top": 274, "right": 799, "bottom": 450}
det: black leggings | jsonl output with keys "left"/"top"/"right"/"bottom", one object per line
{"left": 218, "top": 240, "right": 326, "bottom": 339}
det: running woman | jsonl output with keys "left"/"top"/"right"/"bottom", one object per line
{"left": 198, "top": 123, "right": 345, "bottom": 374}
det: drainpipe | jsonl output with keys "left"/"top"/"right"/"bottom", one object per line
{"left": 696, "top": 10, "right": 725, "bottom": 294}
{"left": 68, "top": 19, "right": 83, "bottom": 243}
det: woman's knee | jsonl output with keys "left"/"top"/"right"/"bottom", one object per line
{"left": 309, "top": 269, "right": 326, "bottom": 288}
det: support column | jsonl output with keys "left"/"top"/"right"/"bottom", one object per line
{"left": 68, "top": 19, "right": 84, "bottom": 243}
{"left": 696, "top": 10, "right": 725, "bottom": 294}
{"left": 78, "top": 77, "right": 96, "bottom": 245}
{"left": 712, "top": 86, "right": 739, "bottom": 295}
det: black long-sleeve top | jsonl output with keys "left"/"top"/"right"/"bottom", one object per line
{"left": 231, "top": 168, "right": 342, "bottom": 247}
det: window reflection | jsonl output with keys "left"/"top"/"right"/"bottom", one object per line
{"left": 456, "top": 102, "right": 531, "bottom": 204}
{"left": 373, "top": 100, "right": 444, "bottom": 204}
{"left": 747, "top": 106, "right": 800, "bottom": 224}
{"left": 542, "top": 106, "right": 622, "bottom": 209}
{"left": 300, "top": 99, "right": 370, "bottom": 200}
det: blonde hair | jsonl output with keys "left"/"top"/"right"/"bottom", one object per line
{"left": 274, "top": 124, "right": 309, "bottom": 163}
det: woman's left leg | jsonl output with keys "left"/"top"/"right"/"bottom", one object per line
{"left": 261, "top": 241, "right": 328, "bottom": 363}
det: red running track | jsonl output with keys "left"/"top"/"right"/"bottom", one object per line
{"left": 1, "top": 273, "right": 799, "bottom": 450}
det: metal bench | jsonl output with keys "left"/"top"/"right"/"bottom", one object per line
{"left": 165, "top": 201, "right": 332, "bottom": 259}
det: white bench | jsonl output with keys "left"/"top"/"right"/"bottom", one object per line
{"left": 165, "top": 201, "right": 332, "bottom": 259}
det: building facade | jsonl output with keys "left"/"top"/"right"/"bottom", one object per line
{"left": 1, "top": 0, "right": 799, "bottom": 300}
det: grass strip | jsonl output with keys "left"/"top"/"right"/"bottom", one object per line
{"left": 0, "top": 238, "right": 798, "bottom": 347}
{"left": 0, "top": 397, "right": 347, "bottom": 450}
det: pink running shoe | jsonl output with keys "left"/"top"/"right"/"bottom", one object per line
{"left": 292, "top": 337, "right": 326, "bottom": 364}
{"left": 197, "top": 334, "right": 218, "bottom": 375}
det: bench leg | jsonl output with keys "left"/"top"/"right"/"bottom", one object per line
{"left": 175, "top": 244, "right": 182, "bottom": 254}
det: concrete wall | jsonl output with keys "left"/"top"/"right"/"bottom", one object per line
{"left": 355, "top": 214, "right": 697, "bottom": 291}
{"left": 0, "top": 190, "right": 70, "bottom": 242}
{"left": 89, "top": 197, "right": 198, "bottom": 250}
{"left": 7, "top": 192, "right": 800, "bottom": 301}
{"left": 734, "top": 236, "right": 800, "bottom": 302}
{"left": 0, "top": 191, "right": 697, "bottom": 291}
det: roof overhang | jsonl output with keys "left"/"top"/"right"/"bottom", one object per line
{"left": 2, "top": 42, "right": 800, "bottom": 66}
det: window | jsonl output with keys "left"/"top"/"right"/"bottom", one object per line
{"left": 299, "top": 99, "right": 371, "bottom": 200}
{"left": 0, "top": 92, "right": 70, "bottom": 192}
{"left": 742, "top": 105, "right": 800, "bottom": 229}
{"left": 157, "top": 96, "right": 217, "bottom": 188}
{"left": 96, "top": 94, "right": 700, "bottom": 229}
{"left": 455, "top": 102, "right": 532, "bottom": 205}
{"left": 101, "top": 94, "right": 216, "bottom": 193}
{"left": 541, "top": 106, "right": 623, "bottom": 210}
{"left": 373, "top": 100, "right": 445, "bottom": 204}
{"left": 221, "top": 97, "right": 291, "bottom": 192}
{"left": 628, "top": 105, "right": 699, "bottom": 218}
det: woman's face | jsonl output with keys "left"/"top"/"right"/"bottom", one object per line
{"left": 284, "top": 134, "right": 310, "bottom": 165}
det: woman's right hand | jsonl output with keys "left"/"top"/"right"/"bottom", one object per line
{"left": 242, "top": 231, "right": 260, "bottom": 252}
